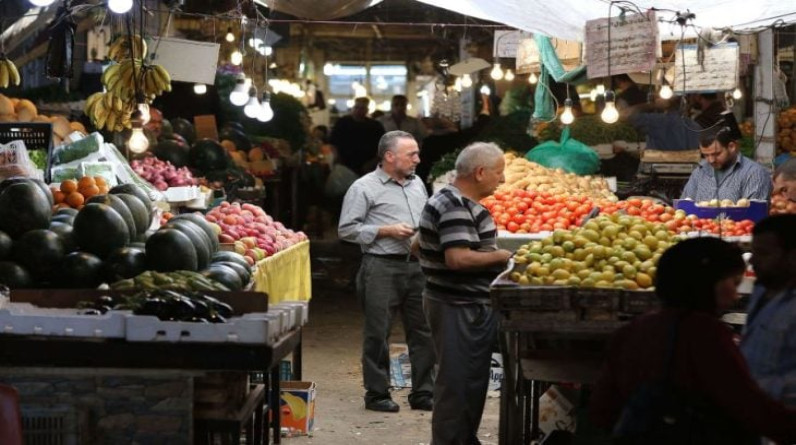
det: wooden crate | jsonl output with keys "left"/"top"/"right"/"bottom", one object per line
{"left": 194, "top": 372, "right": 250, "bottom": 418}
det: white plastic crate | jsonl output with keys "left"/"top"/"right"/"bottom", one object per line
{"left": 266, "top": 306, "right": 296, "bottom": 330}
{"left": 0, "top": 303, "right": 128, "bottom": 338}
{"left": 270, "top": 301, "right": 309, "bottom": 326}
{"left": 125, "top": 313, "right": 281, "bottom": 345}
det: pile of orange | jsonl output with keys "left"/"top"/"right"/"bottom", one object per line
{"left": 51, "top": 176, "right": 110, "bottom": 212}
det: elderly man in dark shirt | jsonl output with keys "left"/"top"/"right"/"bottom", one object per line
{"left": 330, "top": 97, "right": 386, "bottom": 176}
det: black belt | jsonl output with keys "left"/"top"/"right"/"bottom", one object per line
{"left": 366, "top": 253, "right": 418, "bottom": 263}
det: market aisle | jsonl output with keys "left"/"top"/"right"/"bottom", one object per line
{"left": 282, "top": 240, "right": 499, "bottom": 444}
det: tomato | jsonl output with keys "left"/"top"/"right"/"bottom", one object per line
{"left": 627, "top": 198, "right": 642, "bottom": 207}
{"left": 627, "top": 207, "right": 641, "bottom": 216}
{"left": 512, "top": 214, "right": 525, "bottom": 224}
{"left": 506, "top": 221, "right": 520, "bottom": 232}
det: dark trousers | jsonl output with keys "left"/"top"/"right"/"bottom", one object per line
{"left": 357, "top": 255, "right": 435, "bottom": 403}
{"left": 424, "top": 295, "right": 497, "bottom": 445}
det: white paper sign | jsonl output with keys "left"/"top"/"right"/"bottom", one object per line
{"left": 493, "top": 30, "right": 532, "bottom": 59}
{"left": 585, "top": 11, "right": 659, "bottom": 79}
{"left": 516, "top": 37, "right": 582, "bottom": 74}
{"left": 673, "top": 43, "right": 739, "bottom": 93}
{"left": 148, "top": 37, "right": 220, "bottom": 85}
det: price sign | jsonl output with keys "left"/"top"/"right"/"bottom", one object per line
{"left": 673, "top": 43, "right": 739, "bottom": 93}
{"left": 585, "top": 11, "right": 659, "bottom": 79}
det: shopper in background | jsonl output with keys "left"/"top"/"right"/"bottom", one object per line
{"left": 338, "top": 131, "right": 435, "bottom": 413}
{"left": 378, "top": 95, "right": 429, "bottom": 144}
{"left": 692, "top": 92, "right": 725, "bottom": 129}
{"left": 329, "top": 97, "right": 386, "bottom": 176}
{"left": 680, "top": 126, "right": 772, "bottom": 202}
{"left": 742, "top": 215, "right": 796, "bottom": 410}
{"left": 615, "top": 74, "right": 647, "bottom": 110}
{"left": 591, "top": 237, "right": 796, "bottom": 445}
{"left": 417, "top": 142, "right": 512, "bottom": 444}
{"left": 622, "top": 96, "right": 700, "bottom": 151}
{"left": 772, "top": 158, "right": 796, "bottom": 204}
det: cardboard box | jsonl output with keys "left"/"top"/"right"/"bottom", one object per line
{"left": 389, "top": 343, "right": 412, "bottom": 388}
{"left": 489, "top": 352, "right": 505, "bottom": 392}
{"left": 280, "top": 381, "right": 316, "bottom": 435}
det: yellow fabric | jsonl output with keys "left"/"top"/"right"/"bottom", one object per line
{"left": 253, "top": 240, "right": 312, "bottom": 303}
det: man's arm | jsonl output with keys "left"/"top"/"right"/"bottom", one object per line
{"left": 444, "top": 246, "right": 512, "bottom": 270}
{"left": 680, "top": 171, "right": 699, "bottom": 200}
{"left": 744, "top": 165, "right": 773, "bottom": 200}
{"left": 338, "top": 183, "right": 416, "bottom": 245}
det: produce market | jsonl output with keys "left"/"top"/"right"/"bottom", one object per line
{"left": 0, "top": 0, "right": 795, "bottom": 443}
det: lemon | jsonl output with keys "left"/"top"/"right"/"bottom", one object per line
{"left": 636, "top": 272, "right": 653, "bottom": 288}
{"left": 518, "top": 275, "right": 530, "bottom": 285}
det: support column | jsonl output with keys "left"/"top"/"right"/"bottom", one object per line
{"left": 754, "top": 29, "right": 776, "bottom": 166}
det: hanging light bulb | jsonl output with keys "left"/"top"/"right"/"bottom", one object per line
{"left": 529, "top": 73, "right": 538, "bottom": 84}
{"left": 230, "top": 50, "right": 244, "bottom": 66}
{"left": 107, "top": 0, "right": 133, "bottom": 14}
{"left": 194, "top": 83, "right": 207, "bottom": 95}
{"left": 225, "top": 28, "right": 235, "bottom": 43}
{"left": 601, "top": 90, "right": 619, "bottom": 124}
{"left": 257, "top": 93, "right": 274, "bottom": 122}
{"left": 659, "top": 83, "right": 673, "bottom": 100}
{"left": 29, "top": 0, "right": 56, "bottom": 6}
{"left": 461, "top": 74, "right": 473, "bottom": 89}
{"left": 490, "top": 63, "right": 504, "bottom": 81}
{"left": 127, "top": 110, "right": 149, "bottom": 154}
{"left": 229, "top": 75, "right": 250, "bottom": 106}
{"left": 243, "top": 87, "right": 261, "bottom": 118}
{"left": 504, "top": 69, "right": 515, "bottom": 82}
{"left": 732, "top": 87, "right": 743, "bottom": 100}
{"left": 560, "top": 98, "right": 575, "bottom": 125}
{"left": 479, "top": 85, "right": 491, "bottom": 96}
{"left": 136, "top": 103, "right": 150, "bottom": 125}
{"left": 453, "top": 77, "right": 463, "bottom": 92}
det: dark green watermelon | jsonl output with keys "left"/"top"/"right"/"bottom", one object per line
{"left": 0, "top": 176, "right": 54, "bottom": 207}
{"left": 190, "top": 139, "right": 229, "bottom": 172}
{"left": 146, "top": 228, "right": 198, "bottom": 272}
{"left": 49, "top": 221, "right": 78, "bottom": 253}
{"left": 171, "top": 118, "right": 196, "bottom": 145}
{"left": 0, "top": 230, "right": 11, "bottom": 261}
{"left": 73, "top": 203, "right": 130, "bottom": 258}
{"left": 0, "top": 180, "right": 52, "bottom": 238}
{"left": 0, "top": 262, "right": 32, "bottom": 289}
{"left": 103, "top": 247, "right": 148, "bottom": 282}
{"left": 211, "top": 251, "right": 249, "bottom": 270}
{"left": 86, "top": 194, "right": 137, "bottom": 240}
{"left": 109, "top": 183, "right": 153, "bottom": 221}
{"left": 11, "top": 229, "right": 65, "bottom": 281}
{"left": 114, "top": 193, "right": 150, "bottom": 235}
{"left": 163, "top": 220, "right": 211, "bottom": 270}
{"left": 59, "top": 252, "right": 104, "bottom": 288}
{"left": 214, "top": 261, "right": 251, "bottom": 287}
{"left": 170, "top": 213, "right": 219, "bottom": 252}
{"left": 219, "top": 127, "right": 252, "bottom": 152}
{"left": 152, "top": 139, "right": 192, "bottom": 168}
{"left": 202, "top": 264, "right": 243, "bottom": 290}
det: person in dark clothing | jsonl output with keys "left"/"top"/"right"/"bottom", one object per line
{"left": 329, "top": 97, "right": 386, "bottom": 176}
{"left": 615, "top": 74, "right": 648, "bottom": 109}
{"left": 693, "top": 92, "right": 726, "bottom": 130}
{"left": 591, "top": 237, "right": 796, "bottom": 445}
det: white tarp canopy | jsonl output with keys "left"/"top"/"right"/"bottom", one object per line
{"left": 413, "top": 0, "right": 796, "bottom": 41}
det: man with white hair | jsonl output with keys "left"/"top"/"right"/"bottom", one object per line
{"left": 339, "top": 130, "right": 435, "bottom": 413}
{"left": 417, "top": 142, "right": 513, "bottom": 444}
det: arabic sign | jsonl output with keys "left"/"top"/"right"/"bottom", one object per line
{"left": 585, "top": 11, "right": 659, "bottom": 79}
{"left": 516, "top": 37, "right": 582, "bottom": 74}
{"left": 673, "top": 43, "right": 739, "bottom": 93}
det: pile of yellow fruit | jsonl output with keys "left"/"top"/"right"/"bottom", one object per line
{"left": 509, "top": 214, "right": 679, "bottom": 290}
{"left": 0, "top": 94, "right": 86, "bottom": 146}
{"left": 500, "top": 153, "right": 616, "bottom": 201}
{"left": 778, "top": 107, "right": 796, "bottom": 154}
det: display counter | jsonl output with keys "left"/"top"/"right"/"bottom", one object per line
{"left": 253, "top": 241, "right": 312, "bottom": 304}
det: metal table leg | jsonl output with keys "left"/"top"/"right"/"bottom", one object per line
{"left": 271, "top": 365, "right": 282, "bottom": 444}
{"left": 292, "top": 331, "right": 303, "bottom": 380}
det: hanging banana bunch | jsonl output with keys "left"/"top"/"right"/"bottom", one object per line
{"left": 0, "top": 54, "right": 21, "bottom": 88}
{"left": 84, "top": 91, "right": 134, "bottom": 132}
{"left": 107, "top": 34, "right": 147, "bottom": 63}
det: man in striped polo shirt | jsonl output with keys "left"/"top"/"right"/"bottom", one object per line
{"left": 417, "top": 142, "right": 512, "bottom": 444}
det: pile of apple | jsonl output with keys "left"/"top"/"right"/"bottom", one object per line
{"left": 204, "top": 201, "right": 307, "bottom": 263}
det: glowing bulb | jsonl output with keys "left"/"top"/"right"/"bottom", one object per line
{"left": 108, "top": 0, "right": 133, "bottom": 14}
{"left": 453, "top": 77, "right": 463, "bottom": 92}
{"left": 257, "top": 94, "right": 274, "bottom": 122}
{"left": 560, "top": 98, "right": 575, "bottom": 125}
{"left": 659, "top": 84, "right": 673, "bottom": 99}
{"left": 732, "top": 87, "right": 742, "bottom": 100}
{"left": 323, "top": 63, "right": 334, "bottom": 76}
{"left": 479, "top": 85, "right": 491, "bottom": 96}
{"left": 194, "top": 83, "right": 207, "bottom": 95}
{"left": 225, "top": 29, "right": 235, "bottom": 43}
{"left": 137, "top": 103, "right": 150, "bottom": 125}
{"left": 230, "top": 50, "right": 243, "bottom": 66}
{"left": 589, "top": 88, "right": 598, "bottom": 102}
{"left": 490, "top": 63, "right": 504, "bottom": 81}
{"left": 504, "top": 69, "right": 515, "bottom": 81}
{"left": 29, "top": 0, "right": 55, "bottom": 6}
{"left": 601, "top": 91, "right": 619, "bottom": 124}
{"left": 243, "top": 89, "right": 261, "bottom": 118}
{"left": 529, "top": 73, "right": 538, "bottom": 84}
{"left": 461, "top": 74, "right": 473, "bottom": 89}
{"left": 229, "top": 75, "right": 250, "bottom": 106}
{"left": 128, "top": 128, "right": 149, "bottom": 153}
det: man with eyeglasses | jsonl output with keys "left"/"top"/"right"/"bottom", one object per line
{"left": 680, "top": 126, "right": 771, "bottom": 202}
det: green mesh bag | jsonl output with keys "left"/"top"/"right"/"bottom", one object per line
{"left": 526, "top": 127, "right": 600, "bottom": 175}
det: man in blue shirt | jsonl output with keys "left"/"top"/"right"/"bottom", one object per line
{"left": 741, "top": 215, "right": 796, "bottom": 408}
{"left": 624, "top": 96, "right": 700, "bottom": 151}
{"left": 680, "top": 126, "right": 772, "bottom": 202}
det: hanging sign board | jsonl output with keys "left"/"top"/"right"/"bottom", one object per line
{"left": 148, "top": 37, "right": 220, "bottom": 85}
{"left": 493, "top": 30, "right": 532, "bottom": 59}
{"left": 516, "top": 37, "right": 582, "bottom": 74}
{"left": 673, "top": 43, "right": 739, "bottom": 93}
{"left": 585, "top": 11, "right": 659, "bottom": 79}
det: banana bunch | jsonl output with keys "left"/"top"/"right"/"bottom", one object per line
{"left": 140, "top": 64, "right": 172, "bottom": 97}
{"left": 102, "top": 59, "right": 171, "bottom": 102}
{"left": 0, "top": 55, "right": 21, "bottom": 88}
{"left": 84, "top": 91, "right": 133, "bottom": 132}
{"left": 107, "top": 35, "right": 148, "bottom": 63}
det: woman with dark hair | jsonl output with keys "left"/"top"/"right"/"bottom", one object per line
{"left": 591, "top": 237, "right": 796, "bottom": 444}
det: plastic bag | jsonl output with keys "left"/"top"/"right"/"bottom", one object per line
{"left": 0, "top": 140, "right": 42, "bottom": 181}
{"left": 526, "top": 127, "right": 600, "bottom": 175}
{"left": 324, "top": 164, "right": 358, "bottom": 198}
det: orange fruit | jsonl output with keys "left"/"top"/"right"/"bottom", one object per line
{"left": 98, "top": 185, "right": 109, "bottom": 195}
{"left": 52, "top": 190, "right": 66, "bottom": 204}
{"left": 80, "top": 185, "right": 100, "bottom": 199}
{"left": 60, "top": 179, "right": 78, "bottom": 194}
{"left": 220, "top": 140, "right": 237, "bottom": 152}
{"left": 78, "top": 176, "right": 96, "bottom": 190}
{"left": 94, "top": 176, "right": 107, "bottom": 187}
{"left": 66, "top": 192, "right": 85, "bottom": 207}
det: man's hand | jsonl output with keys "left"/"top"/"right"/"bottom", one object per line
{"left": 378, "top": 223, "right": 416, "bottom": 239}
{"left": 496, "top": 249, "right": 513, "bottom": 264}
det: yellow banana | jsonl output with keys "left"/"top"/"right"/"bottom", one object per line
{"left": 85, "top": 92, "right": 103, "bottom": 114}
{"left": 106, "top": 110, "right": 117, "bottom": 131}
{"left": 5, "top": 60, "right": 20, "bottom": 86}
{"left": 152, "top": 64, "right": 171, "bottom": 92}
{"left": 0, "top": 62, "right": 8, "bottom": 88}
{"left": 94, "top": 101, "right": 108, "bottom": 129}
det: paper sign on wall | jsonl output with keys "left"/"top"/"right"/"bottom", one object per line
{"left": 493, "top": 30, "right": 532, "bottom": 59}
{"left": 148, "top": 37, "right": 220, "bottom": 85}
{"left": 673, "top": 43, "right": 739, "bottom": 93}
{"left": 585, "top": 11, "right": 659, "bottom": 79}
{"left": 516, "top": 37, "right": 582, "bottom": 74}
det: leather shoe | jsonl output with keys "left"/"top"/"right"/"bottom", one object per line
{"left": 409, "top": 397, "right": 433, "bottom": 411}
{"left": 365, "top": 398, "right": 400, "bottom": 413}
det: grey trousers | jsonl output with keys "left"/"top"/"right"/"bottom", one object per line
{"left": 357, "top": 255, "right": 435, "bottom": 403}
{"left": 424, "top": 295, "right": 497, "bottom": 445}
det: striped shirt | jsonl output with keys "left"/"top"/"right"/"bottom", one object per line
{"left": 741, "top": 286, "right": 796, "bottom": 408}
{"left": 338, "top": 167, "right": 427, "bottom": 255}
{"left": 418, "top": 185, "right": 502, "bottom": 304}
{"left": 680, "top": 155, "right": 772, "bottom": 202}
